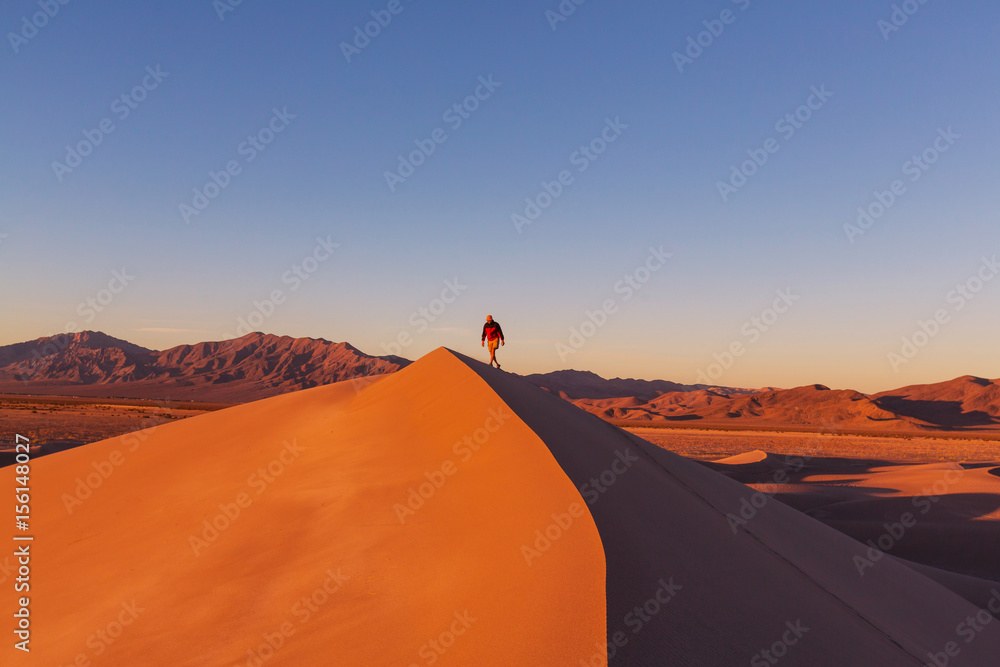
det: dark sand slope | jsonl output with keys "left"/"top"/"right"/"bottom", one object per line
{"left": 463, "top": 351, "right": 1000, "bottom": 666}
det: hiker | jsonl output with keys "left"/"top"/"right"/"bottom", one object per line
{"left": 481, "top": 315, "right": 505, "bottom": 368}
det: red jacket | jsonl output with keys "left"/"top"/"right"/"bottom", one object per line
{"left": 482, "top": 321, "right": 504, "bottom": 342}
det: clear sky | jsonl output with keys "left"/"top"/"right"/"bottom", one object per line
{"left": 2, "top": 0, "right": 998, "bottom": 393}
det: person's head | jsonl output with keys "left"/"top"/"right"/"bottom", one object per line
{"left": 486, "top": 315, "right": 493, "bottom": 322}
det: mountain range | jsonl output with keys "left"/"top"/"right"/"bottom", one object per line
{"left": 2, "top": 331, "right": 999, "bottom": 434}
{"left": 525, "top": 370, "right": 1000, "bottom": 434}
{"left": 0, "top": 331, "right": 408, "bottom": 403}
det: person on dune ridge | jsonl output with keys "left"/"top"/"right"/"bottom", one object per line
{"left": 481, "top": 315, "right": 504, "bottom": 369}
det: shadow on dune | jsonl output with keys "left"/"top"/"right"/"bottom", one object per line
{"left": 874, "top": 396, "right": 997, "bottom": 428}
{"left": 705, "top": 455, "right": 1000, "bottom": 583}
{"left": 823, "top": 507, "right": 1000, "bottom": 587}
{"left": 1, "top": 442, "right": 81, "bottom": 467}
{"left": 701, "top": 453, "right": 900, "bottom": 480}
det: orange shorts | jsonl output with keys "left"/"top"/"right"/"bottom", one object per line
{"left": 488, "top": 338, "right": 500, "bottom": 352}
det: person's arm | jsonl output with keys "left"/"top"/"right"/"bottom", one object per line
{"left": 482, "top": 323, "right": 488, "bottom": 345}
{"left": 496, "top": 324, "right": 505, "bottom": 342}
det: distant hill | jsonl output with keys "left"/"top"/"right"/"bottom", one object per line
{"left": 525, "top": 369, "right": 1000, "bottom": 435}
{"left": 872, "top": 375, "right": 1000, "bottom": 429}
{"left": 523, "top": 369, "right": 708, "bottom": 401}
{"left": 0, "top": 331, "right": 409, "bottom": 402}
{"left": 0, "top": 331, "right": 156, "bottom": 383}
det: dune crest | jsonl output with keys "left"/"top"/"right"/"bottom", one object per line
{"left": 712, "top": 449, "right": 770, "bottom": 465}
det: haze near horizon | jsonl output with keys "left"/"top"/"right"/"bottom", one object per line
{"left": 3, "top": 1, "right": 999, "bottom": 393}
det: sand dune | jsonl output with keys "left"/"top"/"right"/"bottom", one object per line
{"left": 7, "top": 348, "right": 603, "bottom": 666}
{"left": 710, "top": 454, "right": 1000, "bottom": 583}
{"left": 712, "top": 449, "right": 771, "bottom": 465}
{"left": 6, "top": 348, "right": 1000, "bottom": 665}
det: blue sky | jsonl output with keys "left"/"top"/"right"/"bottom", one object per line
{"left": 2, "top": 0, "right": 998, "bottom": 392}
